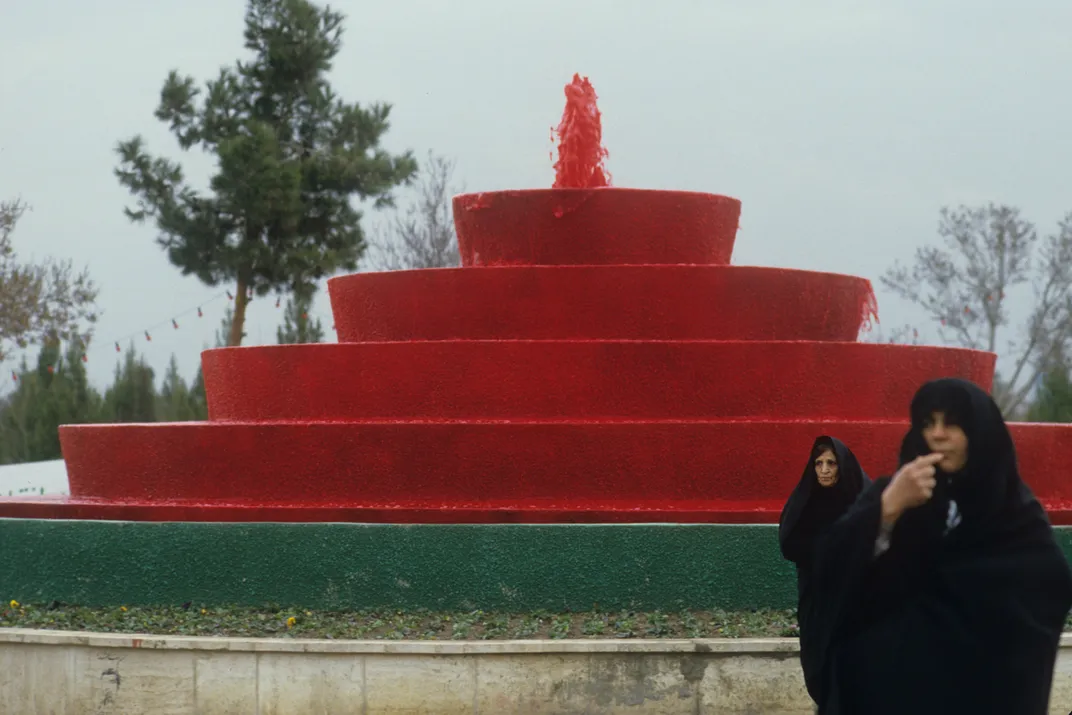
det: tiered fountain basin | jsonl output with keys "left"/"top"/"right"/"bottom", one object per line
{"left": 3, "top": 187, "right": 1072, "bottom": 611}
{"left": 330, "top": 265, "right": 875, "bottom": 342}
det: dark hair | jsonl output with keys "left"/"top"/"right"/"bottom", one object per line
{"left": 810, "top": 438, "right": 837, "bottom": 465}
{"left": 910, "top": 381, "right": 973, "bottom": 432}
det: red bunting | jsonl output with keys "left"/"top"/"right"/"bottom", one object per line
{"left": 9, "top": 290, "right": 326, "bottom": 369}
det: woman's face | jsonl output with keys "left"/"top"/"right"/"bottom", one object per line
{"left": 814, "top": 448, "right": 839, "bottom": 487}
{"left": 922, "top": 411, "right": 969, "bottom": 473}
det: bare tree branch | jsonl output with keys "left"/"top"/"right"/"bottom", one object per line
{"left": 363, "top": 151, "right": 462, "bottom": 271}
{"left": 0, "top": 198, "right": 99, "bottom": 363}
{"left": 859, "top": 322, "right": 922, "bottom": 346}
{"left": 881, "top": 204, "right": 1072, "bottom": 412}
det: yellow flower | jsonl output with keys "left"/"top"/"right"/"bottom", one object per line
{"left": 120, "top": 606, "right": 127, "bottom": 612}
{"left": 201, "top": 609, "right": 207, "bottom": 615}
{"left": 8, "top": 600, "right": 18, "bottom": 608}
{"left": 286, "top": 616, "right": 297, "bottom": 628}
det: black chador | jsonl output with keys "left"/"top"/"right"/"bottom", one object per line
{"left": 814, "top": 378, "right": 1072, "bottom": 714}
{"left": 779, "top": 435, "right": 870, "bottom": 704}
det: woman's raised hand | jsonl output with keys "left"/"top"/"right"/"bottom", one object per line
{"left": 881, "top": 453, "right": 943, "bottom": 526}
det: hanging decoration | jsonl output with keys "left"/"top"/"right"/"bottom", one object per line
{"left": 4, "top": 288, "right": 336, "bottom": 380}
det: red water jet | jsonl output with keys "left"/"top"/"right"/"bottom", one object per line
{"left": 552, "top": 74, "right": 610, "bottom": 188}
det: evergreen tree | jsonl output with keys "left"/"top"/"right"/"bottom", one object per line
{"left": 215, "top": 306, "right": 242, "bottom": 348}
{"left": 276, "top": 290, "right": 324, "bottom": 344}
{"left": 114, "top": 0, "right": 417, "bottom": 347}
{"left": 1027, "top": 358, "right": 1072, "bottom": 422}
{"left": 0, "top": 384, "right": 17, "bottom": 465}
{"left": 101, "top": 346, "right": 158, "bottom": 423}
{"left": 27, "top": 342, "right": 64, "bottom": 457}
{"left": 189, "top": 367, "right": 209, "bottom": 420}
{"left": 61, "top": 341, "right": 100, "bottom": 423}
{"left": 0, "top": 357, "right": 45, "bottom": 463}
{"left": 0, "top": 342, "right": 102, "bottom": 464}
{"left": 157, "top": 354, "right": 199, "bottom": 422}
{"left": 183, "top": 308, "right": 236, "bottom": 421}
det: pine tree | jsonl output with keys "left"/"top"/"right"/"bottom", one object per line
{"left": 101, "top": 346, "right": 158, "bottom": 423}
{"left": 0, "top": 357, "right": 45, "bottom": 463}
{"left": 1027, "top": 357, "right": 1072, "bottom": 423}
{"left": 215, "top": 306, "right": 243, "bottom": 348}
{"left": 189, "top": 367, "right": 209, "bottom": 420}
{"left": 276, "top": 290, "right": 324, "bottom": 344}
{"left": 0, "top": 342, "right": 102, "bottom": 464}
{"left": 114, "top": 0, "right": 417, "bottom": 347}
{"left": 61, "top": 341, "right": 99, "bottom": 423}
{"left": 157, "top": 354, "right": 199, "bottom": 422}
{"left": 183, "top": 309, "right": 236, "bottom": 421}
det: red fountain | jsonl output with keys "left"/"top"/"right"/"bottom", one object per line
{"left": 2, "top": 75, "right": 1072, "bottom": 525}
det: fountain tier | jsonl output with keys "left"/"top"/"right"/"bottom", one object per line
{"left": 330, "top": 266, "right": 874, "bottom": 342}
{"left": 2, "top": 188, "right": 1070, "bottom": 525}
{"left": 200, "top": 341, "right": 992, "bottom": 421}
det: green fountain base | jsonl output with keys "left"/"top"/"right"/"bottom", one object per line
{"left": 4, "top": 520, "right": 1071, "bottom": 611}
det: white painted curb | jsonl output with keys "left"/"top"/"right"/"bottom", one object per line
{"left": 1, "top": 629, "right": 1070, "bottom": 714}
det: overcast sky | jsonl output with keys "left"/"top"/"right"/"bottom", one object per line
{"left": 2, "top": 0, "right": 1071, "bottom": 389}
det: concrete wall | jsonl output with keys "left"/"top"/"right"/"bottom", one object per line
{"left": 2, "top": 629, "right": 1071, "bottom": 714}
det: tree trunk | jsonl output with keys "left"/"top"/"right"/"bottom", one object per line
{"left": 228, "top": 276, "right": 249, "bottom": 347}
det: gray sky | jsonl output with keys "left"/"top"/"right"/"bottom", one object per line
{"left": 2, "top": 0, "right": 1071, "bottom": 389}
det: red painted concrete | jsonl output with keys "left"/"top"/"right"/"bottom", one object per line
{"left": 52, "top": 421, "right": 1072, "bottom": 515}
{"left": 6, "top": 495, "right": 1072, "bottom": 525}
{"left": 0, "top": 495, "right": 814, "bottom": 523}
{"left": 4, "top": 187, "right": 1064, "bottom": 526}
{"left": 328, "top": 266, "right": 876, "bottom": 343}
{"left": 452, "top": 189, "right": 741, "bottom": 266}
{"left": 203, "top": 342, "right": 994, "bottom": 422}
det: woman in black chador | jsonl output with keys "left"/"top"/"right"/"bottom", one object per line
{"left": 778, "top": 436, "right": 870, "bottom": 705}
{"left": 813, "top": 378, "right": 1072, "bottom": 714}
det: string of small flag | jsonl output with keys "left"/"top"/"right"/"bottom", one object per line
{"left": 10, "top": 289, "right": 336, "bottom": 382}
